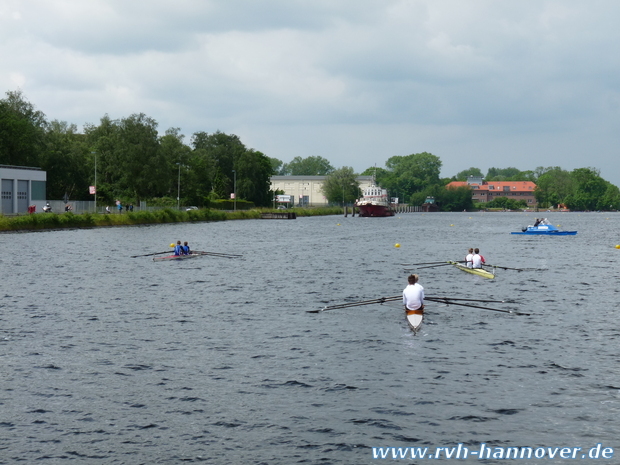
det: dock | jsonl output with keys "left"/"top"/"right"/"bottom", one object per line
{"left": 260, "top": 212, "right": 297, "bottom": 219}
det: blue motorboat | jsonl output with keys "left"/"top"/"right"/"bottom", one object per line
{"left": 511, "top": 220, "right": 577, "bottom": 236}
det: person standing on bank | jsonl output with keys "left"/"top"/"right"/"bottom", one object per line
{"left": 472, "top": 248, "right": 486, "bottom": 269}
{"left": 403, "top": 274, "right": 424, "bottom": 313}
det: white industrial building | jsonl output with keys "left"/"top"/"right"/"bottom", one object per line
{"left": 0, "top": 165, "right": 47, "bottom": 214}
{"left": 270, "top": 175, "right": 374, "bottom": 207}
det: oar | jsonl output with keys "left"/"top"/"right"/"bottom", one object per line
{"left": 483, "top": 264, "right": 525, "bottom": 272}
{"left": 426, "top": 298, "right": 530, "bottom": 316}
{"left": 407, "top": 263, "right": 454, "bottom": 270}
{"left": 308, "top": 296, "right": 401, "bottom": 313}
{"left": 400, "top": 261, "right": 450, "bottom": 266}
{"left": 193, "top": 250, "right": 242, "bottom": 258}
{"left": 426, "top": 296, "right": 516, "bottom": 303}
{"left": 130, "top": 251, "right": 170, "bottom": 258}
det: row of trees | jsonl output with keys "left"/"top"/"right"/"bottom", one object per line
{"left": 321, "top": 157, "right": 620, "bottom": 211}
{"left": 2, "top": 89, "right": 619, "bottom": 211}
{"left": 1, "top": 91, "right": 272, "bottom": 207}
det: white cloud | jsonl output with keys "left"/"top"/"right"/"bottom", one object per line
{"left": 2, "top": 0, "right": 620, "bottom": 185}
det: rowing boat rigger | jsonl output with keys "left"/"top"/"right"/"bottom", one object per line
{"left": 448, "top": 261, "right": 495, "bottom": 279}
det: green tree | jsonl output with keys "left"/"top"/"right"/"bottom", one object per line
{"left": 236, "top": 149, "right": 273, "bottom": 206}
{"left": 42, "top": 120, "right": 90, "bottom": 200}
{"left": 116, "top": 113, "right": 163, "bottom": 202}
{"left": 429, "top": 185, "right": 475, "bottom": 211}
{"left": 454, "top": 167, "right": 483, "bottom": 181}
{"left": 485, "top": 197, "right": 527, "bottom": 210}
{"left": 185, "top": 148, "right": 215, "bottom": 206}
{"left": 84, "top": 114, "right": 123, "bottom": 204}
{"left": 191, "top": 131, "right": 247, "bottom": 199}
{"left": 0, "top": 90, "right": 47, "bottom": 167}
{"left": 284, "top": 156, "right": 334, "bottom": 176}
{"left": 565, "top": 168, "right": 608, "bottom": 211}
{"left": 382, "top": 152, "right": 442, "bottom": 200}
{"left": 486, "top": 167, "right": 525, "bottom": 181}
{"left": 598, "top": 184, "right": 620, "bottom": 210}
{"left": 321, "top": 167, "right": 360, "bottom": 205}
{"left": 533, "top": 167, "right": 573, "bottom": 208}
{"left": 159, "top": 128, "right": 193, "bottom": 205}
{"left": 269, "top": 157, "right": 284, "bottom": 175}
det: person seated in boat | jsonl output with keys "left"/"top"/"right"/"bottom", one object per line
{"left": 403, "top": 274, "right": 424, "bottom": 313}
{"left": 533, "top": 218, "right": 541, "bottom": 227}
{"left": 465, "top": 248, "right": 474, "bottom": 268}
{"left": 173, "top": 240, "right": 183, "bottom": 256}
{"left": 182, "top": 241, "right": 191, "bottom": 255}
{"left": 472, "top": 248, "right": 485, "bottom": 269}
{"left": 540, "top": 218, "right": 549, "bottom": 225}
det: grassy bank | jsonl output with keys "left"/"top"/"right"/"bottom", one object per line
{"left": 0, "top": 207, "right": 344, "bottom": 232}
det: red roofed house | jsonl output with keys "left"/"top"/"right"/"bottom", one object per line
{"left": 446, "top": 175, "right": 537, "bottom": 207}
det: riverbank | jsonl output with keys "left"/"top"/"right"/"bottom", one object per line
{"left": 0, "top": 207, "right": 344, "bottom": 232}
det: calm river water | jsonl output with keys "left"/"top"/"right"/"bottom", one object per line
{"left": 1, "top": 212, "right": 619, "bottom": 464}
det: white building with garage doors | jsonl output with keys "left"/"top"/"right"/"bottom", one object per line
{"left": 0, "top": 165, "right": 47, "bottom": 215}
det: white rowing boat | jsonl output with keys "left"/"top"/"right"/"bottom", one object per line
{"left": 405, "top": 308, "right": 424, "bottom": 333}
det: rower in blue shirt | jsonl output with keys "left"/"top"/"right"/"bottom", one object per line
{"left": 173, "top": 240, "right": 183, "bottom": 256}
{"left": 182, "top": 241, "right": 191, "bottom": 255}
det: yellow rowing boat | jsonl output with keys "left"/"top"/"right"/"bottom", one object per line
{"left": 448, "top": 261, "right": 495, "bottom": 279}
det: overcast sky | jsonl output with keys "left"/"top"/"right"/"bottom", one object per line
{"left": 2, "top": 1, "right": 619, "bottom": 184}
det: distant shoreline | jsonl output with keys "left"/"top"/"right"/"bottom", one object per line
{"left": 0, "top": 207, "right": 344, "bottom": 232}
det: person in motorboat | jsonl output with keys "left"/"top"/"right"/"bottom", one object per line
{"left": 182, "top": 241, "right": 191, "bottom": 255}
{"left": 403, "top": 274, "right": 424, "bottom": 313}
{"left": 540, "top": 218, "right": 550, "bottom": 225}
{"left": 533, "top": 218, "right": 541, "bottom": 227}
{"left": 472, "top": 248, "right": 486, "bottom": 269}
{"left": 465, "top": 248, "right": 474, "bottom": 268}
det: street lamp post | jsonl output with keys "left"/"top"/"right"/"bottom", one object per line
{"left": 92, "top": 151, "right": 97, "bottom": 213}
{"left": 232, "top": 170, "right": 237, "bottom": 211}
{"left": 176, "top": 163, "right": 181, "bottom": 210}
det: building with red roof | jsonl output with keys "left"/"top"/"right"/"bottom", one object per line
{"left": 446, "top": 176, "right": 537, "bottom": 207}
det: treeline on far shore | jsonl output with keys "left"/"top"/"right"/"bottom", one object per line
{"left": 0, "top": 207, "right": 343, "bottom": 232}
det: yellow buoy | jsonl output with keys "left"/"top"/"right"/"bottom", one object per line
{"left": 615, "top": 245, "right": 620, "bottom": 249}
{"left": 395, "top": 243, "right": 400, "bottom": 248}
{"left": 337, "top": 223, "right": 341, "bottom": 226}
{"left": 450, "top": 224, "right": 454, "bottom": 227}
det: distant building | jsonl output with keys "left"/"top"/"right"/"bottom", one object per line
{"left": 270, "top": 175, "right": 374, "bottom": 207}
{"left": 446, "top": 176, "right": 537, "bottom": 206}
{"left": 0, "top": 165, "right": 47, "bottom": 214}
